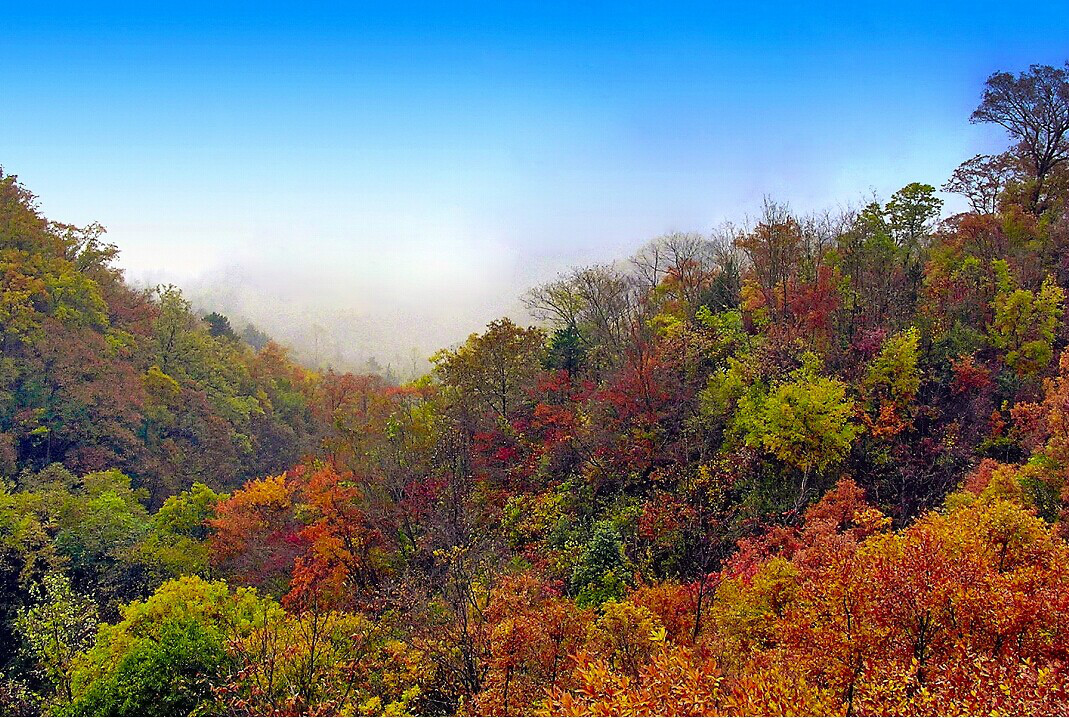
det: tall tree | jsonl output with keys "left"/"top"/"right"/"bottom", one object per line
{"left": 971, "top": 63, "right": 1069, "bottom": 212}
{"left": 433, "top": 319, "right": 546, "bottom": 423}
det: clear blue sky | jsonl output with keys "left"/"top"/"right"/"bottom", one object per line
{"left": 2, "top": 2, "right": 1067, "bottom": 360}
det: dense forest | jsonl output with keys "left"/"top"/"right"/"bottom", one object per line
{"left": 2, "top": 62, "right": 1069, "bottom": 716}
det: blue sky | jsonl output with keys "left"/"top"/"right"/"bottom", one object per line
{"left": 2, "top": 2, "right": 1067, "bottom": 364}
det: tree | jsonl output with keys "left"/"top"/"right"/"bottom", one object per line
{"left": 203, "top": 311, "right": 236, "bottom": 339}
{"left": 739, "top": 364, "right": 860, "bottom": 508}
{"left": 68, "top": 618, "right": 227, "bottom": 716}
{"left": 544, "top": 325, "right": 585, "bottom": 375}
{"left": 220, "top": 599, "right": 389, "bottom": 716}
{"left": 474, "top": 573, "right": 587, "bottom": 715}
{"left": 41, "top": 468, "right": 152, "bottom": 608}
{"left": 547, "top": 645, "right": 730, "bottom": 717}
{"left": 989, "top": 262, "right": 1065, "bottom": 378}
{"left": 570, "top": 521, "right": 630, "bottom": 608}
{"left": 735, "top": 200, "right": 803, "bottom": 323}
{"left": 584, "top": 599, "right": 665, "bottom": 678}
{"left": 209, "top": 473, "right": 302, "bottom": 594}
{"left": 152, "top": 285, "right": 199, "bottom": 377}
{"left": 525, "top": 265, "right": 642, "bottom": 372}
{"left": 943, "top": 153, "right": 1020, "bottom": 214}
{"left": 886, "top": 183, "right": 943, "bottom": 285}
{"left": 15, "top": 573, "right": 98, "bottom": 704}
{"left": 862, "top": 328, "right": 922, "bottom": 437}
{"left": 971, "top": 63, "right": 1069, "bottom": 212}
{"left": 433, "top": 319, "right": 546, "bottom": 423}
{"left": 133, "top": 482, "right": 223, "bottom": 586}
{"left": 240, "top": 323, "right": 270, "bottom": 350}
{"left": 66, "top": 576, "right": 271, "bottom": 715}
{"left": 284, "top": 464, "right": 391, "bottom": 610}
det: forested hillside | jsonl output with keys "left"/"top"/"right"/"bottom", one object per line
{"left": 2, "top": 63, "right": 1069, "bottom": 716}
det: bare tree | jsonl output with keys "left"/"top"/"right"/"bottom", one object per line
{"left": 631, "top": 233, "right": 712, "bottom": 294}
{"left": 524, "top": 264, "right": 642, "bottom": 371}
{"left": 735, "top": 198, "right": 803, "bottom": 321}
{"left": 943, "top": 152, "right": 1021, "bottom": 214}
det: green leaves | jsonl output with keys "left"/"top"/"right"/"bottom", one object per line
{"left": 886, "top": 182, "right": 943, "bottom": 254}
{"left": 66, "top": 618, "right": 226, "bottom": 717}
{"left": 571, "top": 521, "right": 630, "bottom": 608}
{"left": 16, "top": 573, "right": 98, "bottom": 704}
{"left": 864, "top": 328, "right": 921, "bottom": 403}
{"left": 740, "top": 367, "right": 860, "bottom": 475}
{"left": 989, "top": 264, "right": 1065, "bottom": 377}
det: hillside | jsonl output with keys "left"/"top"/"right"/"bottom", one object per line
{"left": 2, "top": 62, "right": 1069, "bottom": 716}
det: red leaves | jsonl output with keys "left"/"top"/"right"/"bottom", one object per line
{"left": 284, "top": 464, "right": 391, "bottom": 611}
{"left": 211, "top": 464, "right": 392, "bottom": 611}
{"left": 950, "top": 354, "right": 993, "bottom": 395}
{"left": 457, "top": 572, "right": 590, "bottom": 715}
{"left": 786, "top": 265, "right": 842, "bottom": 349}
{"left": 210, "top": 473, "right": 304, "bottom": 592}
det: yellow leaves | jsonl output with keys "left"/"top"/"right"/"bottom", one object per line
{"left": 740, "top": 369, "right": 860, "bottom": 475}
{"left": 547, "top": 645, "right": 727, "bottom": 716}
{"left": 677, "top": 482, "right": 1069, "bottom": 717}
{"left": 649, "top": 310, "right": 685, "bottom": 337}
{"left": 0, "top": 254, "right": 48, "bottom": 343}
{"left": 864, "top": 327, "right": 922, "bottom": 403}
{"left": 585, "top": 600, "right": 664, "bottom": 677}
{"left": 144, "top": 365, "right": 180, "bottom": 405}
{"left": 727, "top": 650, "right": 840, "bottom": 716}
{"left": 989, "top": 267, "right": 1065, "bottom": 377}
{"left": 852, "top": 506, "right": 893, "bottom": 536}
{"left": 739, "top": 278, "right": 771, "bottom": 328}
{"left": 709, "top": 557, "right": 799, "bottom": 662}
{"left": 70, "top": 576, "right": 278, "bottom": 700}
{"left": 358, "top": 695, "right": 383, "bottom": 715}
{"left": 0, "top": 240, "right": 111, "bottom": 345}
{"left": 502, "top": 491, "right": 567, "bottom": 548}
{"left": 432, "top": 318, "right": 546, "bottom": 420}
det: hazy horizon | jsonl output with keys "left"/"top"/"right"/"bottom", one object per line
{"left": 4, "top": 2, "right": 1067, "bottom": 372}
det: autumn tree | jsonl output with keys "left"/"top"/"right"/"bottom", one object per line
{"left": 736, "top": 200, "right": 803, "bottom": 324}
{"left": 210, "top": 473, "right": 302, "bottom": 594}
{"left": 474, "top": 573, "right": 587, "bottom": 715}
{"left": 861, "top": 327, "right": 922, "bottom": 438}
{"left": 525, "top": 265, "right": 642, "bottom": 372}
{"left": 434, "top": 319, "right": 546, "bottom": 424}
{"left": 738, "top": 362, "right": 860, "bottom": 509}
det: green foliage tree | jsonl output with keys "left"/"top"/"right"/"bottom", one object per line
{"left": 570, "top": 521, "right": 630, "bottom": 608}
{"left": 132, "top": 483, "right": 224, "bottom": 585}
{"left": 67, "top": 618, "right": 225, "bottom": 717}
{"left": 886, "top": 183, "right": 943, "bottom": 262}
{"left": 739, "top": 363, "right": 860, "bottom": 507}
{"left": 544, "top": 325, "right": 585, "bottom": 375}
{"left": 202, "top": 312, "right": 235, "bottom": 340}
{"left": 67, "top": 576, "right": 271, "bottom": 715}
{"left": 240, "top": 323, "right": 271, "bottom": 350}
{"left": 16, "top": 573, "right": 98, "bottom": 705}
{"left": 864, "top": 327, "right": 922, "bottom": 403}
{"left": 989, "top": 261, "right": 1065, "bottom": 378}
